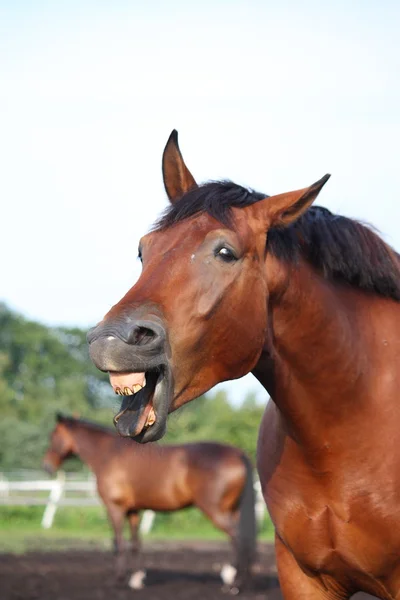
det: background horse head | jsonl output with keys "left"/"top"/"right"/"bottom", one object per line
{"left": 43, "top": 412, "right": 79, "bottom": 473}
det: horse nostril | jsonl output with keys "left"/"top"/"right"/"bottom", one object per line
{"left": 87, "top": 318, "right": 165, "bottom": 351}
{"left": 128, "top": 325, "right": 156, "bottom": 346}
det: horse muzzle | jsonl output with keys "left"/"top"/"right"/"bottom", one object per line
{"left": 87, "top": 316, "right": 173, "bottom": 442}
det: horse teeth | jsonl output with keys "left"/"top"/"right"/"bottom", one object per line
{"left": 132, "top": 384, "right": 143, "bottom": 393}
{"left": 146, "top": 408, "right": 156, "bottom": 426}
{"left": 115, "top": 387, "right": 121, "bottom": 395}
{"left": 124, "top": 387, "right": 133, "bottom": 395}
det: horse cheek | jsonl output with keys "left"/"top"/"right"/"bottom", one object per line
{"left": 196, "top": 268, "right": 236, "bottom": 319}
{"left": 197, "top": 281, "right": 225, "bottom": 318}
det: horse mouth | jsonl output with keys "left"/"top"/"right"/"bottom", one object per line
{"left": 109, "top": 367, "right": 171, "bottom": 442}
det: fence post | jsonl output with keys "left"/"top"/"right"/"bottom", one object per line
{"left": 0, "top": 473, "right": 9, "bottom": 498}
{"left": 139, "top": 510, "right": 155, "bottom": 535}
{"left": 41, "top": 471, "right": 65, "bottom": 529}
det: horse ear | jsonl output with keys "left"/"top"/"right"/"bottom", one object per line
{"left": 56, "top": 412, "right": 63, "bottom": 422}
{"left": 265, "top": 174, "right": 331, "bottom": 227}
{"left": 162, "top": 130, "right": 197, "bottom": 204}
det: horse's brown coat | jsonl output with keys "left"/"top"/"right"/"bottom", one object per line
{"left": 43, "top": 416, "right": 255, "bottom": 587}
{"left": 89, "top": 131, "right": 400, "bottom": 599}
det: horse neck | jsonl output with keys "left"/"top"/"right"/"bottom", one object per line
{"left": 254, "top": 258, "right": 368, "bottom": 440}
{"left": 68, "top": 425, "right": 112, "bottom": 472}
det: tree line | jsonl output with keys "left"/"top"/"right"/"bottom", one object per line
{"left": 0, "top": 303, "right": 266, "bottom": 471}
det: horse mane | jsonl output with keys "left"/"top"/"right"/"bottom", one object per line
{"left": 155, "top": 181, "right": 400, "bottom": 302}
{"left": 57, "top": 414, "right": 116, "bottom": 436}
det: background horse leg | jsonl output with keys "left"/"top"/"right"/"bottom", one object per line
{"left": 275, "top": 535, "right": 351, "bottom": 600}
{"left": 106, "top": 503, "right": 126, "bottom": 584}
{"left": 197, "top": 456, "right": 256, "bottom": 593}
{"left": 126, "top": 510, "right": 146, "bottom": 590}
{"left": 197, "top": 503, "right": 241, "bottom": 592}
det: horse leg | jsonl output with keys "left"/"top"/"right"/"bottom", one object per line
{"left": 198, "top": 504, "right": 241, "bottom": 593}
{"left": 275, "top": 535, "right": 351, "bottom": 600}
{"left": 106, "top": 503, "right": 126, "bottom": 584}
{"left": 126, "top": 510, "right": 146, "bottom": 590}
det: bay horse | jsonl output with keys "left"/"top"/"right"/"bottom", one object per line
{"left": 88, "top": 130, "right": 400, "bottom": 599}
{"left": 43, "top": 414, "right": 256, "bottom": 590}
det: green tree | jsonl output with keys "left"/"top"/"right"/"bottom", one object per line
{"left": 0, "top": 304, "right": 115, "bottom": 470}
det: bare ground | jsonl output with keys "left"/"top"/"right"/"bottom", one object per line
{"left": 0, "top": 541, "right": 377, "bottom": 600}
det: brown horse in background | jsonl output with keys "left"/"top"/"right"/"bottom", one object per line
{"left": 43, "top": 414, "right": 256, "bottom": 590}
{"left": 88, "top": 130, "right": 400, "bottom": 600}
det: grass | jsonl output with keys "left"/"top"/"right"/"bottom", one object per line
{"left": 0, "top": 505, "right": 275, "bottom": 553}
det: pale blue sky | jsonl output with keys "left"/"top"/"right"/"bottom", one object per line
{"left": 1, "top": 1, "right": 399, "bottom": 403}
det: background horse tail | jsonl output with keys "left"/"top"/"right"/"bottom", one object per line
{"left": 237, "top": 453, "right": 257, "bottom": 582}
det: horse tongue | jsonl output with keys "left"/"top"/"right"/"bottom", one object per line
{"left": 113, "top": 389, "right": 153, "bottom": 438}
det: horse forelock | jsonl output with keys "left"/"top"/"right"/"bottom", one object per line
{"left": 154, "top": 181, "right": 266, "bottom": 230}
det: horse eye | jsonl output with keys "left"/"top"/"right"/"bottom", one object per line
{"left": 215, "top": 247, "right": 237, "bottom": 263}
{"left": 137, "top": 249, "right": 142, "bottom": 263}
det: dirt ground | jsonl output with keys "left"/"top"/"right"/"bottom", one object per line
{"left": 0, "top": 541, "right": 377, "bottom": 600}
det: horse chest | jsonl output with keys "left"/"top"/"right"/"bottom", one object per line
{"left": 259, "top": 398, "right": 400, "bottom": 585}
{"left": 268, "top": 490, "right": 400, "bottom": 584}
{"left": 275, "top": 500, "right": 354, "bottom": 571}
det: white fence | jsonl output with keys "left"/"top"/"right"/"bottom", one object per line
{"left": 0, "top": 470, "right": 266, "bottom": 531}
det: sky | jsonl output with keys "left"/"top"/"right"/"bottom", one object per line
{"left": 1, "top": 0, "right": 399, "bottom": 404}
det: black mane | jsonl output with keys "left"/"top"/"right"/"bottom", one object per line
{"left": 156, "top": 181, "right": 400, "bottom": 301}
